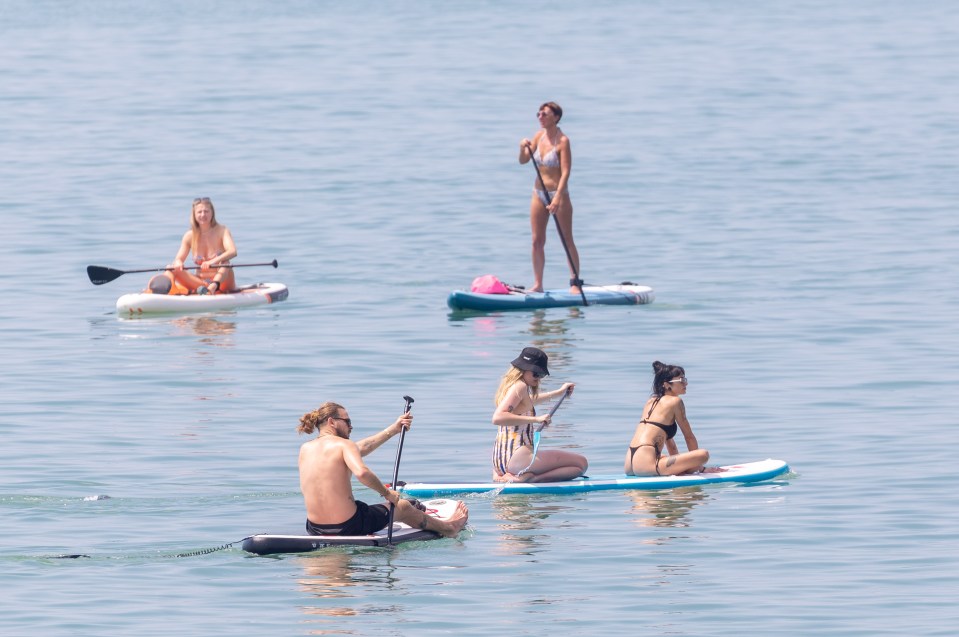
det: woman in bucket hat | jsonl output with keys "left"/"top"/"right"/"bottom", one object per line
{"left": 491, "top": 347, "right": 588, "bottom": 482}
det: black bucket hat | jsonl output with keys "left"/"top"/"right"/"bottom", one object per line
{"left": 511, "top": 347, "right": 549, "bottom": 377}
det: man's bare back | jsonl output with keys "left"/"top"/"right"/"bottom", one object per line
{"left": 299, "top": 435, "right": 362, "bottom": 524}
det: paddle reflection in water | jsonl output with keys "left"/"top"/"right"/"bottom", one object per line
{"left": 623, "top": 486, "right": 710, "bottom": 534}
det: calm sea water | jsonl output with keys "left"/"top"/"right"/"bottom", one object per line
{"left": 3, "top": 1, "right": 958, "bottom": 635}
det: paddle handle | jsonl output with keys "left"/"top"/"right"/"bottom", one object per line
{"left": 389, "top": 396, "right": 413, "bottom": 488}
{"left": 525, "top": 142, "right": 588, "bottom": 306}
{"left": 387, "top": 395, "right": 414, "bottom": 544}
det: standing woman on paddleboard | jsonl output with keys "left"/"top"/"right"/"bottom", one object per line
{"left": 151, "top": 197, "right": 237, "bottom": 295}
{"left": 625, "top": 361, "right": 710, "bottom": 476}
{"left": 518, "top": 102, "right": 582, "bottom": 295}
{"left": 492, "top": 346, "right": 588, "bottom": 482}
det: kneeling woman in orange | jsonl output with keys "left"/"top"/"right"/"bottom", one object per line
{"left": 491, "top": 347, "right": 588, "bottom": 483}
{"left": 625, "top": 361, "right": 710, "bottom": 476}
{"left": 150, "top": 197, "right": 237, "bottom": 294}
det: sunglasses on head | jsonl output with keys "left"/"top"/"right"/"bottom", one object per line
{"left": 193, "top": 197, "right": 211, "bottom": 204}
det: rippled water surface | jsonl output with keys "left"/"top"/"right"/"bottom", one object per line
{"left": 2, "top": 1, "right": 958, "bottom": 635}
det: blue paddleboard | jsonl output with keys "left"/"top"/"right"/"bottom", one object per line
{"left": 397, "top": 459, "right": 789, "bottom": 497}
{"left": 447, "top": 283, "right": 654, "bottom": 311}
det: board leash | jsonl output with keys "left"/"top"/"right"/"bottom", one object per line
{"left": 168, "top": 538, "right": 248, "bottom": 558}
{"left": 50, "top": 537, "right": 253, "bottom": 560}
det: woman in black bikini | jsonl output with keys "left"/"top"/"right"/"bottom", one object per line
{"left": 625, "top": 361, "right": 710, "bottom": 476}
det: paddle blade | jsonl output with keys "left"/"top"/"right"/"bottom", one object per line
{"left": 87, "top": 265, "right": 124, "bottom": 285}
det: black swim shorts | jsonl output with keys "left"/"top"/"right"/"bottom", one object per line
{"left": 305, "top": 500, "right": 391, "bottom": 536}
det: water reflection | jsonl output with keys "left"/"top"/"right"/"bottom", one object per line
{"left": 169, "top": 315, "right": 237, "bottom": 346}
{"left": 489, "top": 495, "right": 571, "bottom": 556}
{"left": 624, "top": 487, "right": 710, "bottom": 535}
{"left": 168, "top": 317, "right": 238, "bottom": 401}
{"left": 449, "top": 307, "right": 584, "bottom": 368}
{"left": 294, "top": 549, "right": 402, "bottom": 634}
{"left": 295, "top": 551, "right": 359, "bottom": 620}
{"left": 110, "top": 313, "right": 238, "bottom": 347}
{"left": 524, "top": 308, "right": 583, "bottom": 370}
{"left": 526, "top": 307, "right": 583, "bottom": 338}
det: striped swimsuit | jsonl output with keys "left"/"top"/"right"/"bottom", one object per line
{"left": 492, "top": 393, "right": 535, "bottom": 475}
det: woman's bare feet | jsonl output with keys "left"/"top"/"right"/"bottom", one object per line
{"left": 492, "top": 471, "right": 533, "bottom": 483}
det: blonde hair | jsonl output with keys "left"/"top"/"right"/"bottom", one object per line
{"left": 494, "top": 366, "right": 538, "bottom": 405}
{"left": 298, "top": 401, "right": 344, "bottom": 435}
{"left": 189, "top": 197, "right": 219, "bottom": 257}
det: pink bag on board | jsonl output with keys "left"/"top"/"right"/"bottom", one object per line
{"left": 471, "top": 274, "right": 511, "bottom": 295}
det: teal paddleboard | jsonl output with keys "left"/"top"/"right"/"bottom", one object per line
{"left": 447, "top": 283, "right": 654, "bottom": 311}
{"left": 398, "top": 459, "right": 789, "bottom": 497}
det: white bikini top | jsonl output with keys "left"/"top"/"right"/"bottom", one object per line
{"left": 533, "top": 131, "right": 561, "bottom": 168}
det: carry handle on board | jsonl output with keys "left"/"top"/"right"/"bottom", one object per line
{"left": 86, "top": 260, "right": 278, "bottom": 285}
{"left": 387, "top": 395, "right": 414, "bottom": 545}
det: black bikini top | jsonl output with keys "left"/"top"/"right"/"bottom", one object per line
{"left": 640, "top": 397, "right": 678, "bottom": 440}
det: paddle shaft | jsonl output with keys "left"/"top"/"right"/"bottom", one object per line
{"left": 387, "top": 395, "right": 414, "bottom": 544}
{"left": 525, "top": 142, "right": 588, "bottom": 306}
{"left": 518, "top": 386, "right": 572, "bottom": 476}
{"left": 87, "top": 260, "right": 278, "bottom": 285}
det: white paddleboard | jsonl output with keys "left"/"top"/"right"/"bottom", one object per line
{"left": 116, "top": 282, "right": 288, "bottom": 315}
